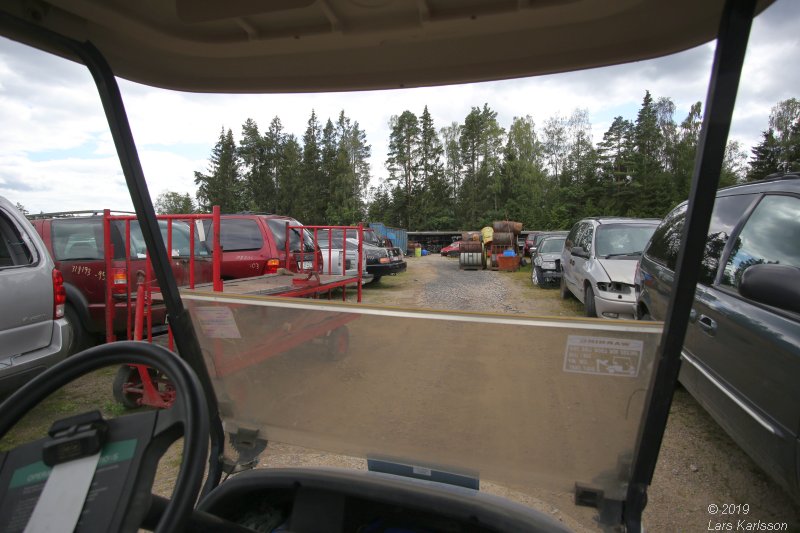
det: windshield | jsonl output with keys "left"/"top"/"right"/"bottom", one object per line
{"left": 183, "top": 294, "right": 660, "bottom": 511}
{"left": 266, "top": 218, "right": 316, "bottom": 253}
{"left": 539, "top": 237, "right": 566, "bottom": 254}
{"left": 595, "top": 224, "right": 657, "bottom": 258}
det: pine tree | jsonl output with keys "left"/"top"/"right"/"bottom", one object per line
{"left": 300, "top": 110, "right": 324, "bottom": 222}
{"left": 386, "top": 110, "right": 420, "bottom": 229}
{"left": 238, "top": 118, "right": 271, "bottom": 212}
{"left": 746, "top": 128, "right": 782, "bottom": 181}
{"left": 195, "top": 127, "right": 242, "bottom": 213}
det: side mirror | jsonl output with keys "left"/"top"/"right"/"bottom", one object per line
{"left": 571, "top": 246, "right": 586, "bottom": 258}
{"left": 739, "top": 263, "right": 800, "bottom": 314}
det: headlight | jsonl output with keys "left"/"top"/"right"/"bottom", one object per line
{"left": 596, "top": 282, "right": 633, "bottom": 295}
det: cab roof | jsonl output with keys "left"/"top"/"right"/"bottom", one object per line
{"left": 1, "top": 0, "right": 773, "bottom": 93}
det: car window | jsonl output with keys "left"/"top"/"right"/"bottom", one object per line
{"left": 539, "top": 237, "right": 565, "bottom": 254}
{"left": 575, "top": 223, "right": 593, "bottom": 254}
{"left": 51, "top": 220, "right": 105, "bottom": 260}
{"left": 644, "top": 194, "right": 755, "bottom": 284}
{"left": 266, "top": 218, "right": 316, "bottom": 253}
{"left": 0, "top": 211, "right": 34, "bottom": 268}
{"left": 594, "top": 224, "right": 656, "bottom": 258}
{"left": 721, "top": 194, "right": 800, "bottom": 289}
{"left": 127, "top": 221, "right": 209, "bottom": 258}
{"left": 212, "top": 219, "right": 264, "bottom": 252}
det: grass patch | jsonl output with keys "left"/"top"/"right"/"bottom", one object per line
{"left": 0, "top": 366, "right": 131, "bottom": 452}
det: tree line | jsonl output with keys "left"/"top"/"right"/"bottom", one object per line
{"left": 164, "top": 95, "right": 800, "bottom": 231}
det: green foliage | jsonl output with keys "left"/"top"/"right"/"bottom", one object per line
{"left": 190, "top": 94, "right": 798, "bottom": 233}
{"left": 154, "top": 191, "right": 195, "bottom": 214}
{"left": 194, "top": 127, "right": 243, "bottom": 213}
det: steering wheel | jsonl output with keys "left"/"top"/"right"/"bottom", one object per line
{"left": 0, "top": 341, "right": 209, "bottom": 533}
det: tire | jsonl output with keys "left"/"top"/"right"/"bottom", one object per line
{"left": 585, "top": 285, "right": 597, "bottom": 318}
{"left": 559, "top": 275, "right": 570, "bottom": 299}
{"left": 64, "top": 304, "right": 91, "bottom": 356}
{"left": 113, "top": 365, "right": 142, "bottom": 409}
{"left": 532, "top": 266, "right": 542, "bottom": 287}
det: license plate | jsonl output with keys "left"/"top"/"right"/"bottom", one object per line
{"left": 298, "top": 260, "right": 314, "bottom": 270}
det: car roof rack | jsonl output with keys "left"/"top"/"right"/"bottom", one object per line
{"left": 26, "top": 209, "right": 136, "bottom": 220}
{"left": 762, "top": 171, "right": 800, "bottom": 181}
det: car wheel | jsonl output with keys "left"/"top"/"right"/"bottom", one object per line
{"left": 113, "top": 364, "right": 142, "bottom": 409}
{"left": 532, "top": 266, "right": 542, "bottom": 287}
{"left": 559, "top": 275, "right": 570, "bottom": 299}
{"left": 64, "top": 304, "right": 91, "bottom": 356}
{"left": 585, "top": 285, "right": 597, "bottom": 317}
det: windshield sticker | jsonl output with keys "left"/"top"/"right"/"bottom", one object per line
{"left": 194, "top": 306, "right": 241, "bottom": 339}
{"left": 563, "top": 335, "right": 642, "bottom": 377}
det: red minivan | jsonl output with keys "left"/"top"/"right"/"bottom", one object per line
{"left": 30, "top": 215, "right": 212, "bottom": 353}
{"left": 202, "top": 214, "right": 323, "bottom": 279}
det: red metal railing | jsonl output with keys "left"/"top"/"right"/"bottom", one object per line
{"left": 103, "top": 207, "right": 222, "bottom": 346}
{"left": 285, "top": 223, "right": 364, "bottom": 303}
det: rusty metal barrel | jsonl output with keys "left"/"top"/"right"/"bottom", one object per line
{"left": 459, "top": 241, "right": 483, "bottom": 254}
{"left": 492, "top": 220, "right": 523, "bottom": 234}
{"left": 491, "top": 232, "right": 515, "bottom": 246}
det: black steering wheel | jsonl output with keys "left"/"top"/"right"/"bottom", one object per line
{"left": 0, "top": 341, "right": 209, "bottom": 532}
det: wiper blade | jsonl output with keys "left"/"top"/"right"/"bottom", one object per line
{"left": 604, "top": 252, "right": 642, "bottom": 259}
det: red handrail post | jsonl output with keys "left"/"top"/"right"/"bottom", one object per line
{"left": 212, "top": 206, "right": 222, "bottom": 292}
{"left": 103, "top": 209, "right": 116, "bottom": 343}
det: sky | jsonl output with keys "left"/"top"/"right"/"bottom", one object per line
{"left": 0, "top": 0, "right": 798, "bottom": 214}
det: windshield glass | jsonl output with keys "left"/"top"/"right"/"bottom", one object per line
{"left": 595, "top": 224, "right": 657, "bottom": 258}
{"left": 183, "top": 294, "right": 660, "bottom": 512}
{"left": 266, "top": 218, "right": 316, "bottom": 253}
{"left": 539, "top": 237, "right": 566, "bottom": 254}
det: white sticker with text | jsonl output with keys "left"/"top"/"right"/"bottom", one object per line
{"left": 194, "top": 306, "right": 241, "bottom": 339}
{"left": 563, "top": 335, "right": 642, "bottom": 377}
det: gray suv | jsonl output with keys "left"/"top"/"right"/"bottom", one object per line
{"left": 0, "top": 196, "right": 71, "bottom": 395}
{"left": 560, "top": 217, "right": 659, "bottom": 319}
{"left": 635, "top": 174, "right": 800, "bottom": 500}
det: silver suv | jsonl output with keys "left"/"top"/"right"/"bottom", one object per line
{"left": 0, "top": 195, "right": 71, "bottom": 395}
{"left": 560, "top": 217, "right": 659, "bottom": 319}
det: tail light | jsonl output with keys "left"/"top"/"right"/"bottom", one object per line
{"left": 265, "top": 259, "right": 281, "bottom": 274}
{"left": 52, "top": 269, "right": 66, "bottom": 319}
{"left": 111, "top": 268, "right": 128, "bottom": 295}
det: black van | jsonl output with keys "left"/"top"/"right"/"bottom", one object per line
{"left": 635, "top": 173, "right": 800, "bottom": 500}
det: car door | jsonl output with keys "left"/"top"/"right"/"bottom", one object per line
{"left": 0, "top": 202, "right": 53, "bottom": 358}
{"left": 566, "top": 222, "right": 593, "bottom": 302}
{"left": 683, "top": 193, "right": 800, "bottom": 495}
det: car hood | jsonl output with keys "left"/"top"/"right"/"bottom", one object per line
{"left": 597, "top": 258, "right": 639, "bottom": 284}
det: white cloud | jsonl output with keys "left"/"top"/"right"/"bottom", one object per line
{"left": 1, "top": 0, "right": 797, "bottom": 214}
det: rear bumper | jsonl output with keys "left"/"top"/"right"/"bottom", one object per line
{"left": 367, "top": 262, "right": 407, "bottom": 276}
{"left": 0, "top": 318, "right": 71, "bottom": 396}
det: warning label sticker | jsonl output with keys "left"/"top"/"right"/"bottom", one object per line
{"left": 194, "top": 306, "right": 241, "bottom": 339}
{"left": 563, "top": 335, "right": 643, "bottom": 377}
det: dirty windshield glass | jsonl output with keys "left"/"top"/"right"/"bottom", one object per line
{"left": 540, "top": 237, "right": 566, "bottom": 254}
{"left": 595, "top": 225, "right": 657, "bottom": 258}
